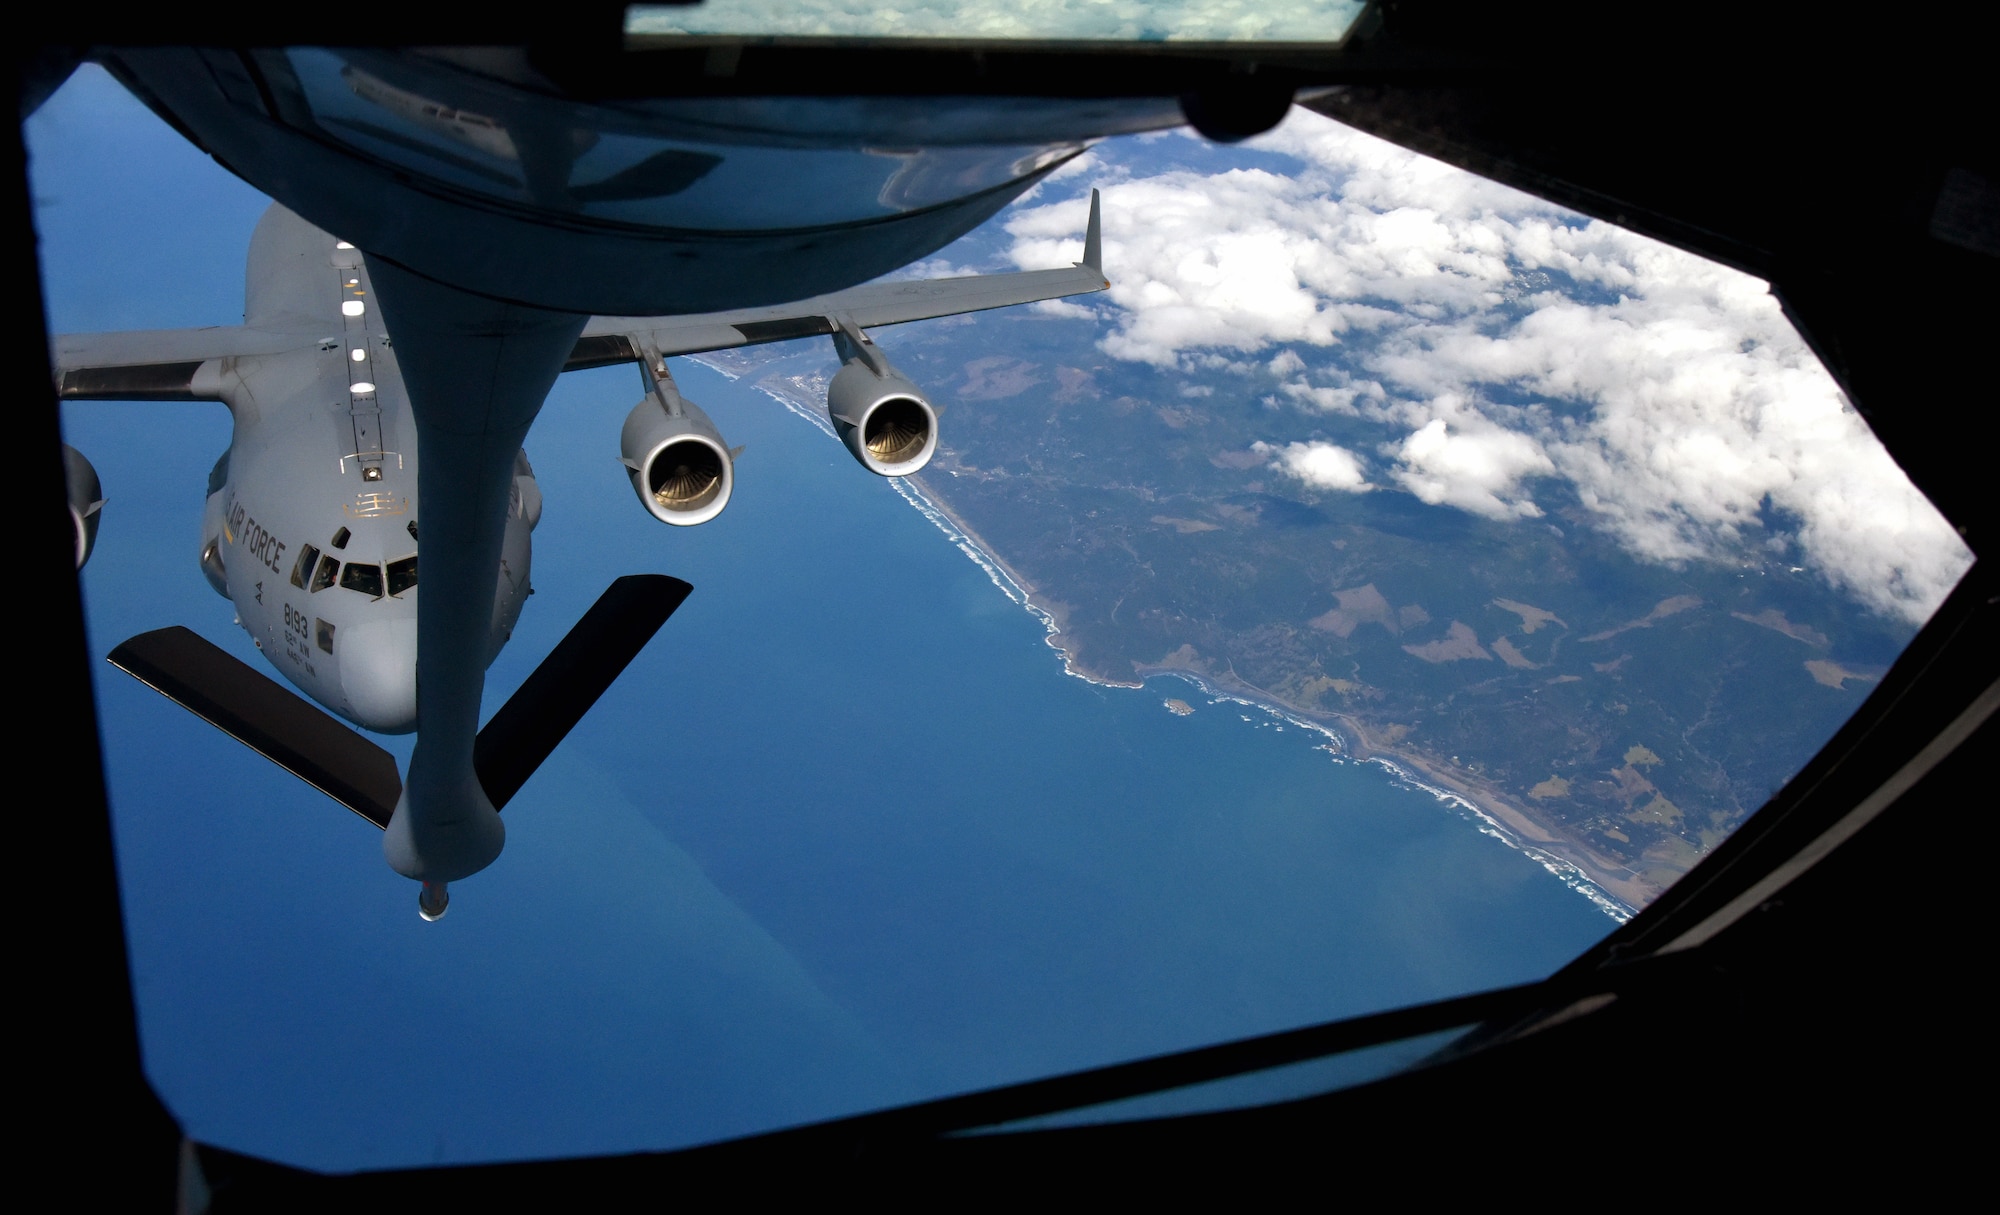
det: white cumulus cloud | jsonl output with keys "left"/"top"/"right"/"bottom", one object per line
{"left": 1007, "top": 170, "right": 1352, "bottom": 364}
{"left": 1003, "top": 110, "right": 1972, "bottom": 624}
{"left": 1255, "top": 440, "right": 1373, "bottom": 493}
{"left": 1391, "top": 416, "right": 1553, "bottom": 520}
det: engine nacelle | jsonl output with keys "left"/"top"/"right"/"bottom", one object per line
{"left": 63, "top": 444, "right": 105, "bottom": 569}
{"left": 620, "top": 386, "right": 733, "bottom": 526}
{"left": 827, "top": 358, "right": 938, "bottom": 477}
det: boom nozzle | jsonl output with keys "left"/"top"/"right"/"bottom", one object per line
{"left": 418, "top": 881, "right": 450, "bottom": 921}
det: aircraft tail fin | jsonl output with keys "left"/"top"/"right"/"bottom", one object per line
{"left": 108, "top": 627, "right": 402, "bottom": 828}
{"left": 475, "top": 574, "right": 692, "bottom": 809}
{"left": 107, "top": 575, "right": 691, "bottom": 826}
{"left": 1082, "top": 188, "right": 1102, "bottom": 273}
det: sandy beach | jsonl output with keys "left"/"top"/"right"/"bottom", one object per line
{"left": 904, "top": 475, "right": 1036, "bottom": 595}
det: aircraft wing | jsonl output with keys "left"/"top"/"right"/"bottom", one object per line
{"left": 56, "top": 190, "right": 1106, "bottom": 385}
{"left": 52, "top": 325, "right": 306, "bottom": 400}
{"left": 571, "top": 189, "right": 1106, "bottom": 368}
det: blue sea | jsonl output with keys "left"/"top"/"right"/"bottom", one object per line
{"left": 74, "top": 356, "right": 1612, "bottom": 1170}
{"left": 44, "top": 64, "right": 1612, "bottom": 1171}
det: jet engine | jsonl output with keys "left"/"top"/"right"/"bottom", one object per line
{"left": 620, "top": 380, "right": 733, "bottom": 526}
{"left": 63, "top": 444, "right": 105, "bottom": 569}
{"left": 826, "top": 331, "right": 938, "bottom": 477}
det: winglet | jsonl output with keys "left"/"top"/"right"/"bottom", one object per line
{"left": 1082, "top": 188, "right": 1103, "bottom": 275}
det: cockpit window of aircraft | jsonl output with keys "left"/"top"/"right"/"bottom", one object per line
{"left": 289, "top": 545, "right": 319, "bottom": 590}
{"left": 39, "top": 62, "right": 1969, "bottom": 1170}
{"left": 387, "top": 556, "right": 419, "bottom": 598}
{"left": 624, "top": 1, "right": 1371, "bottom": 42}
{"left": 339, "top": 561, "right": 386, "bottom": 599}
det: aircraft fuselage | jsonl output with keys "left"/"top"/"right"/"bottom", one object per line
{"left": 195, "top": 215, "right": 536, "bottom": 734}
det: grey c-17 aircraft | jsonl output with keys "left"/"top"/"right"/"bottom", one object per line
{"left": 58, "top": 191, "right": 1106, "bottom": 919}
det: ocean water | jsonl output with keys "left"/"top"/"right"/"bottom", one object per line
{"left": 80, "top": 354, "right": 1610, "bottom": 1170}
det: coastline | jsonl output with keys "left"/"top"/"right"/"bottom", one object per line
{"left": 904, "top": 476, "right": 1040, "bottom": 601}
{"left": 916, "top": 464, "right": 1651, "bottom": 917}
{"left": 1342, "top": 724, "right": 1656, "bottom": 912}
{"left": 1128, "top": 660, "right": 1650, "bottom": 919}
{"left": 708, "top": 354, "right": 1647, "bottom": 917}
{"left": 898, "top": 472, "right": 1144, "bottom": 689}
{"left": 910, "top": 458, "right": 1650, "bottom": 918}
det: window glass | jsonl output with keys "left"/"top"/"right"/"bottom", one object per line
{"left": 276, "top": 47, "right": 1088, "bottom": 233}
{"left": 289, "top": 544, "right": 320, "bottom": 590}
{"left": 387, "top": 555, "right": 418, "bottom": 597}
{"left": 310, "top": 554, "right": 339, "bottom": 593}
{"left": 206, "top": 447, "right": 230, "bottom": 497}
{"left": 39, "top": 65, "right": 1971, "bottom": 1173}
{"left": 339, "top": 561, "right": 384, "bottom": 598}
{"left": 316, "top": 619, "right": 335, "bottom": 654}
{"left": 626, "top": 1, "right": 1370, "bottom": 42}
{"left": 330, "top": 527, "right": 350, "bottom": 550}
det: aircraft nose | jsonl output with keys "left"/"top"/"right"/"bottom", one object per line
{"left": 337, "top": 616, "right": 418, "bottom": 734}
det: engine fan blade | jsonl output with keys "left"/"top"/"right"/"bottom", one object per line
{"left": 473, "top": 574, "right": 693, "bottom": 809}
{"left": 108, "top": 626, "right": 403, "bottom": 828}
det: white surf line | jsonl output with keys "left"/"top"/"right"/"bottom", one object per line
{"left": 1156, "top": 672, "right": 1351, "bottom": 757}
{"left": 1148, "top": 670, "right": 1631, "bottom": 921}
{"left": 709, "top": 360, "right": 1069, "bottom": 648}
{"left": 888, "top": 478, "right": 1034, "bottom": 609}
{"left": 727, "top": 356, "right": 1634, "bottom": 921}
{"left": 721, "top": 365, "right": 1071, "bottom": 644}
{"left": 920, "top": 488, "right": 1635, "bottom": 920}
{"left": 691, "top": 357, "right": 743, "bottom": 382}
{"left": 1371, "top": 762, "right": 1635, "bottom": 922}
{"left": 749, "top": 375, "right": 840, "bottom": 441}
{"left": 890, "top": 476, "right": 1149, "bottom": 689}
{"left": 753, "top": 375, "right": 1128, "bottom": 689}
{"left": 881, "top": 477, "right": 1126, "bottom": 677}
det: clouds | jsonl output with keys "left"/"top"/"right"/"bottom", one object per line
{"left": 1391, "top": 416, "right": 1553, "bottom": 520}
{"left": 1004, "top": 110, "right": 1972, "bottom": 624}
{"left": 1009, "top": 170, "right": 1351, "bottom": 362}
{"left": 1255, "top": 440, "right": 1372, "bottom": 493}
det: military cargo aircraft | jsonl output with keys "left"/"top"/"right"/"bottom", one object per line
{"left": 57, "top": 190, "right": 1106, "bottom": 918}
{"left": 47, "top": 45, "right": 1170, "bottom": 922}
